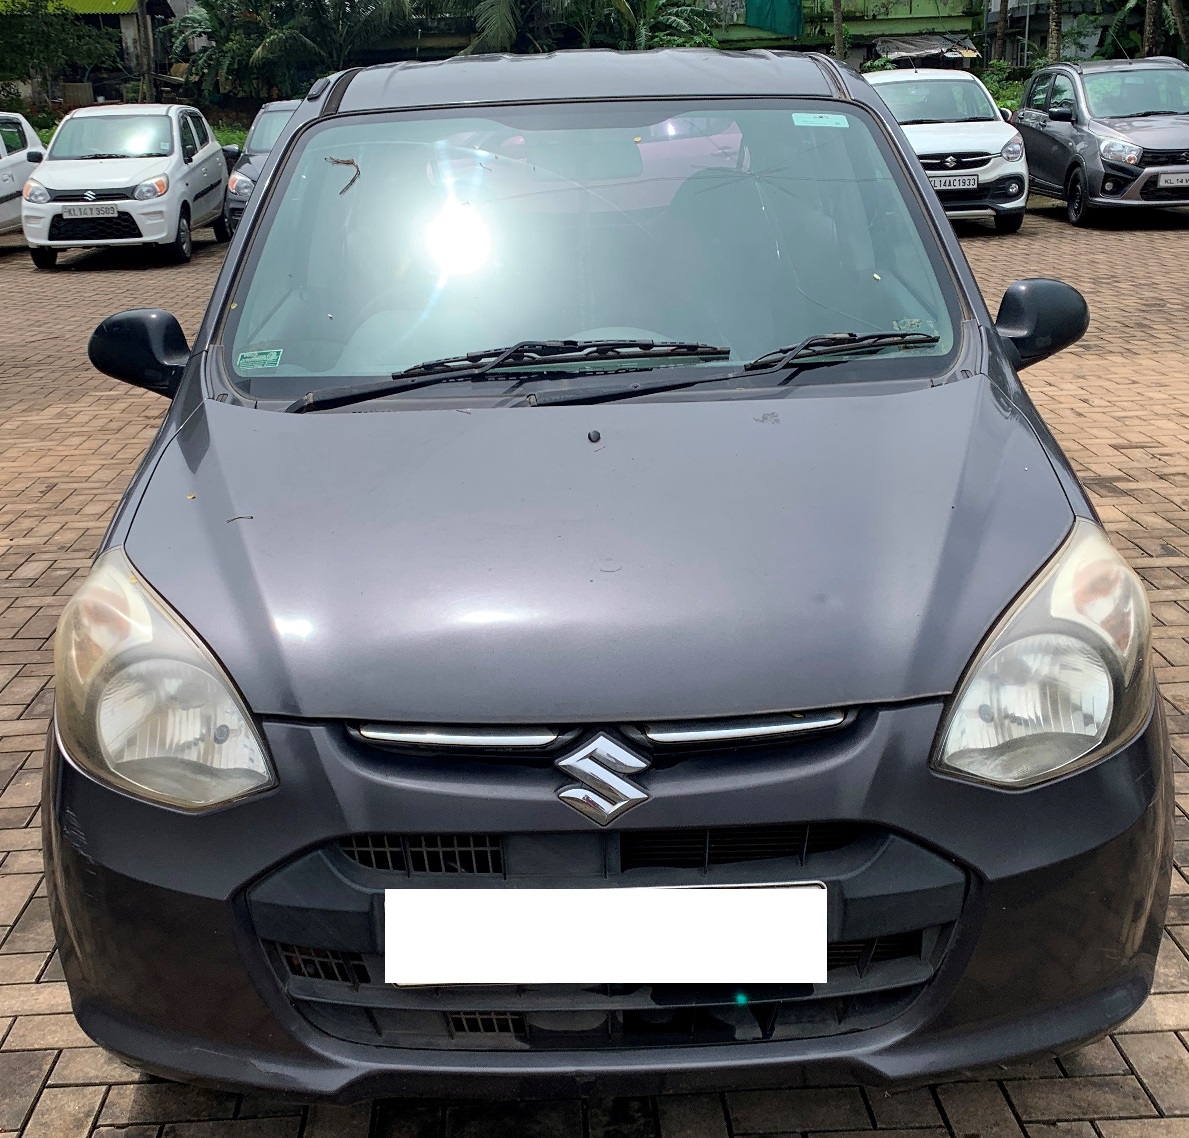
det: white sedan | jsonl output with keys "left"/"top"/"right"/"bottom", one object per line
{"left": 867, "top": 68, "right": 1029, "bottom": 235}
{"left": 0, "top": 112, "right": 41, "bottom": 237}
{"left": 21, "top": 103, "right": 233, "bottom": 269}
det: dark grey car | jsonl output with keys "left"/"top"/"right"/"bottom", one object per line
{"left": 222, "top": 99, "right": 300, "bottom": 233}
{"left": 45, "top": 51, "right": 1171, "bottom": 1100}
{"left": 1014, "top": 57, "right": 1189, "bottom": 224}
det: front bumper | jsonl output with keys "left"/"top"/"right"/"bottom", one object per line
{"left": 1090, "top": 162, "right": 1189, "bottom": 208}
{"left": 22, "top": 197, "right": 175, "bottom": 247}
{"left": 43, "top": 699, "right": 1172, "bottom": 1100}
{"left": 928, "top": 157, "right": 1029, "bottom": 220}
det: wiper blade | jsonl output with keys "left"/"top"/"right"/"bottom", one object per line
{"left": 530, "top": 331, "right": 941, "bottom": 408}
{"left": 1126, "top": 109, "right": 1185, "bottom": 117}
{"left": 286, "top": 340, "right": 730, "bottom": 413}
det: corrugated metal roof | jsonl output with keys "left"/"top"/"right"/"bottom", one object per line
{"left": 57, "top": 0, "right": 137, "bottom": 14}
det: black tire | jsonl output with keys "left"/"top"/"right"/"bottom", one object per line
{"left": 168, "top": 209, "right": 193, "bottom": 264}
{"left": 1065, "top": 169, "right": 1094, "bottom": 227}
{"left": 994, "top": 211, "right": 1025, "bottom": 235}
{"left": 28, "top": 246, "right": 58, "bottom": 270}
{"left": 213, "top": 211, "right": 232, "bottom": 243}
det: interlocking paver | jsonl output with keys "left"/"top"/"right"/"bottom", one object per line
{"left": 2, "top": 206, "right": 1189, "bottom": 1137}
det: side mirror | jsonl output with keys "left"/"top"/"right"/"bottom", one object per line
{"left": 1000, "top": 107, "right": 1012, "bottom": 121}
{"left": 221, "top": 144, "right": 241, "bottom": 165}
{"left": 1048, "top": 104, "right": 1075, "bottom": 123}
{"left": 88, "top": 308, "right": 189, "bottom": 397}
{"left": 182, "top": 145, "right": 197, "bottom": 164}
{"left": 996, "top": 278, "right": 1089, "bottom": 369}
{"left": 26, "top": 149, "right": 43, "bottom": 163}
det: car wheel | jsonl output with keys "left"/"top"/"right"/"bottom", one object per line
{"left": 994, "top": 211, "right": 1025, "bottom": 235}
{"left": 213, "top": 212, "right": 232, "bottom": 243}
{"left": 168, "top": 210, "right": 193, "bottom": 264}
{"left": 1065, "top": 169, "right": 1093, "bottom": 227}
{"left": 28, "top": 246, "right": 58, "bottom": 270}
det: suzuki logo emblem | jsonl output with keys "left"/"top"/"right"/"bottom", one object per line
{"left": 555, "top": 735, "right": 650, "bottom": 825}
{"left": 83, "top": 190, "right": 96, "bottom": 201}
{"left": 944, "top": 155, "right": 958, "bottom": 169}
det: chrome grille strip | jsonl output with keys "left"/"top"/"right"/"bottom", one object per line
{"left": 643, "top": 710, "right": 847, "bottom": 744}
{"left": 359, "top": 725, "right": 559, "bottom": 747}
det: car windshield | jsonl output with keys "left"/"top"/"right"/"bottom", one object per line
{"left": 876, "top": 78, "right": 998, "bottom": 125}
{"left": 246, "top": 108, "right": 293, "bottom": 154}
{"left": 1083, "top": 69, "right": 1189, "bottom": 118}
{"left": 224, "top": 99, "right": 958, "bottom": 403}
{"left": 49, "top": 114, "right": 173, "bottom": 160}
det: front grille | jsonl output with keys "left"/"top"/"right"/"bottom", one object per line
{"left": 48, "top": 187, "right": 134, "bottom": 202}
{"left": 48, "top": 212, "right": 141, "bottom": 241}
{"left": 919, "top": 152, "right": 994, "bottom": 171}
{"left": 275, "top": 943, "right": 370, "bottom": 985}
{"left": 340, "top": 833, "right": 503, "bottom": 875}
{"left": 1141, "top": 148, "right": 1189, "bottom": 167}
{"left": 450, "top": 1011, "right": 527, "bottom": 1036}
{"left": 1140, "top": 179, "right": 1189, "bottom": 201}
{"left": 620, "top": 823, "right": 864, "bottom": 871}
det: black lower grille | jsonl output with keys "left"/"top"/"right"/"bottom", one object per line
{"left": 621, "top": 823, "right": 864, "bottom": 871}
{"left": 935, "top": 174, "right": 1026, "bottom": 208}
{"left": 1140, "top": 180, "right": 1189, "bottom": 201}
{"left": 450, "top": 1011, "right": 527, "bottom": 1036}
{"left": 48, "top": 212, "right": 142, "bottom": 241}
{"left": 340, "top": 833, "right": 503, "bottom": 874}
{"left": 275, "top": 943, "right": 370, "bottom": 985}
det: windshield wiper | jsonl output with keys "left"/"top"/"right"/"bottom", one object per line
{"left": 528, "top": 331, "right": 941, "bottom": 407}
{"left": 1122, "top": 109, "right": 1187, "bottom": 118}
{"left": 285, "top": 340, "right": 731, "bottom": 413}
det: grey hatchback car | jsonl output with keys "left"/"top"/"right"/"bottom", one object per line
{"left": 1015, "top": 57, "right": 1189, "bottom": 224}
{"left": 47, "top": 50, "right": 1171, "bottom": 1100}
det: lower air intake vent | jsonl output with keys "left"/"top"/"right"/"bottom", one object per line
{"left": 449, "top": 1012, "right": 527, "bottom": 1036}
{"left": 620, "top": 822, "right": 866, "bottom": 870}
{"left": 275, "top": 943, "right": 370, "bottom": 985}
{"left": 340, "top": 833, "right": 503, "bottom": 875}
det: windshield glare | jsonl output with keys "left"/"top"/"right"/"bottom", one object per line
{"left": 1083, "top": 69, "right": 1189, "bottom": 118}
{"left": 49, "top": 114, "right": 173, "bottom": 160}
{"left": 226, "top": 100, "right": 957, "bottom": 402}
{"left": 246, "top": 108, "right": 293, "bottom": 154}
{"left": 876, "top": 78, "right": 998, "bottom": 125}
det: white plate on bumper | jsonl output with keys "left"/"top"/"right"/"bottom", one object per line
{"left": 929, "top": 175, "right": 979, "bottom": 190}
{"left": 385, "top": 882, "right": 826, "bottom": 986}
{"left": 1157, "top": 172, "right": 1189, "bottom": 188}
{"left": 61, "top": 204, "right": 118, "bottom": 218}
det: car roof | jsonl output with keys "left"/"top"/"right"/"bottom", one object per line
{"left": 336, "top": 49, "right": 837, "bottom": 113}
{"left": 865, "top": 68, "right": 981, "bottom": 84}
{"left": 1047, "top": 56, "right": 1188, "bottom": 74}
{"left": 67, "top": 103, "right": 178, "bottom": 117}
{"left": 260, "top": 100, "right": 301, "bottom": 112}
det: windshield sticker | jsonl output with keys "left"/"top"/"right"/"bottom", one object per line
{"left": 237, "top": 349, "right": 283, "bottom": 370}
{"left": 791, "top": 112, "right": 850, "bottom": 129}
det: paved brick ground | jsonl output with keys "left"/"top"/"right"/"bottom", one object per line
{"left": 1, "top": 205, "right": 1188, "bottom": 1138}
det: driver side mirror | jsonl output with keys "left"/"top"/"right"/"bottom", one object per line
{"left": 26, "top": 149, "right": 43, "bottom": 163}
{"left": 996, "top": 278, "right": 1089, "bottom": 369}
{"left": 88, "top": 308, "right": 189, "bottom": 397}
{"left": 999, "top": 107, "right": 1012, "bottom": 121}
{"left": 1048, "top": 104, "right": 1075, "bottom": 123}
{"left": 221, "top": 143, "right": 241, "bottom": 165}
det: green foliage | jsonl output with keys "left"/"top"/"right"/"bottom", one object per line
{"left": 0, "top": 0, "right": 119, "bottom": 102}
{"left": 860, "top": 56, "right": 894, "bottom": 71}
{"left": 979, "top": 57, "right": 1024, "bottom": 109}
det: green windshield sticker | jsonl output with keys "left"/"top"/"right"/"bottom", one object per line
{"left": 791, "top": 112, "right": 850, "bottom": 129}
{"left": 237, "top": 349, "right": 283, "bottom": 370}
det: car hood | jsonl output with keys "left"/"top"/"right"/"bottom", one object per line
{"left": 232, "top": 152, "right": 269, "bottom": 181}
{"left": 901, "top": 120, "right": 1018, "bottom": 155}
{"left": 124, "top": 377, "right": 1073, "bottom": 722}
{"left": 36, "top": 156, "right": 170, "bottom": 191}
{"left": 1094, "top": 114, "right": 1189, "bottom": 148}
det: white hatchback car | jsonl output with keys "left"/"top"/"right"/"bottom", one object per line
{"left": 0, "top": 112, "right": 41, "bottom": 237}
{"left": 21, "top": 104, "right": 231, "bottom": 269}
{"left": 867, "top": 68, "right": 1029, "bottom": 234}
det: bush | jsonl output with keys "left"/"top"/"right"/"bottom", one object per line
{"left": 979, "top": 58, "right": 1025, "bottom": 110}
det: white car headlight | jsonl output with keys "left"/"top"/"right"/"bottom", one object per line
{"left": 227, "top": 172, "right": 254, "bottom": 198}
{"left": 54, "top": 547, "right": 275, "bottom": 810}
{"left": 1000, "top": 133, "right": 1025, "bottom": 162}
{"left": 932, "top": 519, "right": 1153, "bottom": 788}
{"left": 133, "top": 175, "right": 169, "bottom": 200}
{"left": 1099, "top": 137, "right": 1142, "bottom": 166}
{"left": 23, "top": 180, "right": 50, "bottom": 205}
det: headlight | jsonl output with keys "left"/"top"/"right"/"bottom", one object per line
{"left": 1000, "top": 133, "right": 1025, "bottom": 162}
{"left": 1099, "top": 137, "right": 1142, "bottom": 166}
{"left": 932, "top": 519, "right": 1152, "bottom": 788}
{"left": 133, "top": 175, "right": 169, "bottom": 200}
{"left": 22, "top": 181, "right": 50, "bottom": 204}
{"left": 54, "top": 547, "right": 275, "bottom": 810}
{"left": 228, "top": 172, "right": 254, "bottom": 198}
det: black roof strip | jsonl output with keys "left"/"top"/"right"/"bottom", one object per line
{"left": 321, "top": 67, "right": 364, "bottom": 116}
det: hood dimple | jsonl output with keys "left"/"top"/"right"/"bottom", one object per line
{"left": 125, "top": 378, "right": 1073, "bottom": 723}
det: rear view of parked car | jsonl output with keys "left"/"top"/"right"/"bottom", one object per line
{"left": 21, "top": 104, "right": 233, "bottom": 268}
{"left": 223, "top": 100, "right": 300, "bottom": 234}
{"left": 1014, "top": 58, "right": 1189, "bottom": 225}
{"left": 868, "top": 68, "right": 1029, "bottom": 234}
{"left": 0, "top": 112, "right": 41, "bottom": 237}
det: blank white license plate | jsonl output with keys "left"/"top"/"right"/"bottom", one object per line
{"left": 1157, "top": 172, "right": 1189, "bottom": 188}
{"left": 929, "top": 175, "right": 979, "bottom": 190}
{"left": 61, "top": 204, "right": 117, "bottom": 218}
{"left": 385, "top": 883, "right": 826, "bottom": 986}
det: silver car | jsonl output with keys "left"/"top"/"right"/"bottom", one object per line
{"left": 1014, "top": 57, "right": 1189, "bottom": 225}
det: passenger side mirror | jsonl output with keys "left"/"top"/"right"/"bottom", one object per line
{"left": 88, "top": 308, "right": 189, "bottom": 397}
{"left": 999, "top": 107, "right": 1012, "bottom": 121}
{"left": 221, "top": 144, "right": 241, "bottom": 165}
{"left": 182, "top": 144, "right": 197, "bottom": 163}
{"left": 996, "top": 278, "right": 1089, "bottom": 369}
{"left": 1048, "top": 104, "right": 1075, "bottom": 123}
{"left": 26, "top": 149, "right": 43, "bottom": 163}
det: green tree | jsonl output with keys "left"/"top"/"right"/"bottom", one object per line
{"left": 253, "top": 0, "right": 410, "bottom": 72}
{"left": 0, "top": 0, "right": 119, "bottom": 104}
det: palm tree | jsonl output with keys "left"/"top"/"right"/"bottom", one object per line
{"left": 832, "top": 0, "right": 843, "bottom": 59}
{"left": 993, "top": 0, "right": 1008, "bottom": 60}
{"left": 1142, "top": 0, "right": 1160, "bottom": 52}
{"left": 1046, "top": 0, "right": 1061, "bottom": 60}
{"left": 253, "top": 0, "right": 409, "bottom": 71}
{"left": 1171, "top": 0, "right": 1189, "bottom": 52}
